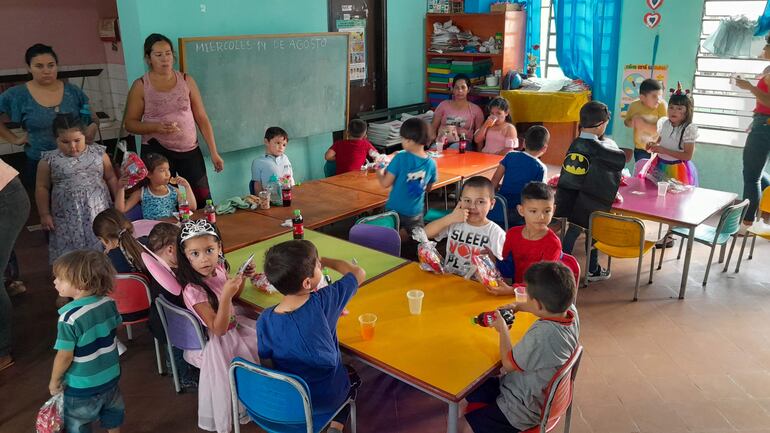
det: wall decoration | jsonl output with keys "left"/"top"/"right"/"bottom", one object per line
{"left": 646, "top": 0, "right": 663, "bottom": 11}
{"left": 644, "top": 12, "right": 661, "bottom": 29}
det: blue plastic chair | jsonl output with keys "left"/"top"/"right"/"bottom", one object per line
{"left": 349, "top": 224, "right": 401, "bottom": 256}
{"left": 125, "top": 204, "right": 143, "bottom": 221}
{"left": 324, "top": 160, "right": 337, "bottom": 177}
{"left": 229, "top": 357, "right": 357, "bottom": 433}
{"left": 155, "top": 296, "right": 207, "bottom": 393}
{"left": 488, "top": 194, "right": 509, "bottom": 231}
{"left": 355, "top": 210, "right": 400, "bottom": 230}
{"left": 423, "top": 208, "right": 452, "bottom": 224}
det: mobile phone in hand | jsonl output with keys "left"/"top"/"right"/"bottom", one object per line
{"left": 237, "top": 253, "right": 255, "bottom": 275}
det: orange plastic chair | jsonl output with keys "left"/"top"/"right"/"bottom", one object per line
{"left": 520, "top": 345, "right": 584, "bottom": 433}
{"left": 588, "top": 212, "right": 656, "bottom": 301}
{"left": 112, "top": 273, "right": 163, "bottom": 375}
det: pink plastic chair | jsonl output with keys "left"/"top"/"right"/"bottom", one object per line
{"left": 520, "top": 345, "right": 584, "bottom": 433}
{"left": 112, "top": 273, "right": 163, "bottom": 375}
{"left": 132, "top": 219, "right": 161, "bottom": 238}
{"left": 559, "top": 253, "right": 581, "bottom": 286}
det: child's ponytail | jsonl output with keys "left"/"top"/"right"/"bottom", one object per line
{"left": 92, "top": 208, "right": 147, "bottom": 274}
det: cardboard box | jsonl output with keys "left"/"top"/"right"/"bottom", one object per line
{"left": 491, "top": 3, "right": 522, "bottom": 12}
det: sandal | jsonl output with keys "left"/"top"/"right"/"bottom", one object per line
{"left": 0, "top": 355, "right": 14, "bottom": 373}
{"left": 6, "top": 281, "right": 26, "bottom": 297}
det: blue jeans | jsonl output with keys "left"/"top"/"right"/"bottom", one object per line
{"left": 634, "top": 148, "right": 651, "bottom": 162}
{"left": 562, "top": 224, "right": 599, "bottom": 273}
{"left": 743, "top": 114, "right": 770, "bottom": 221}
{"left": 0, "top": 177, "right": 30, "bottom": 357}
{"left": 63, "top": 384, "right": 124, "bottom": 433}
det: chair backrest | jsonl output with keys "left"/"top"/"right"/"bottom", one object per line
{"left": 125, "top": 204, "right": 143, "bottom": 222}
{"left": 489, "top": 194, "right": 509, "bottom": 231}
{"left": 559, "top": 253, "right": 580, "bottom": 286}
{"left": 155, "top": 296, "right": 207, "bottom": 351}
{"left": 355, "top": 210, "right": 400, "bottom": 230}
{"left": 132, "top": 219, "right": 161, "bottom": 238}
{"left": 634, "top": 158, "right": 649, "bottom": 176}
{"left": 714, "top": 199, "right": 750, "bottom": 243}
{"left": 112, "top": 274, "right": 152, "bottom": 324}
{"left": 589, "top": 212, "right": 645, "bottom": 249}
{"left": 229, "top": 357, "right": 313, "bottom": 432}
{"left": 760, "top": 186, "right": 770, "bottom": 214}
{"left": 534, "top": 345, "right": 584, "bottom": 433}
{"left": 349, "top": 224, "right": 401, "bottom": 256}
{"left": 323, "top": 160, "right": 337, "bottom": 177}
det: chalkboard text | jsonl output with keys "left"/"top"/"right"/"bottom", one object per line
{"left": 193, "top": 37, "right": 328, "bottom": 53}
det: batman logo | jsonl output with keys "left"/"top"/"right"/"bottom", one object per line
{"left": 563, "top": 153, "right": 589, "bottom": 175}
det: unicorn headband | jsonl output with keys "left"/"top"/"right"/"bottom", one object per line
{"left": 669, "top": 81, "right": 691, "bottom": 97}
{"left": 180, "top": 219, "right": 219, "bottom": 243}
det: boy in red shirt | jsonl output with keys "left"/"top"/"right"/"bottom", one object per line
{"left": 488, "top": 182, "right": 562, "bottom": 293}
{"left": 325, "top": 119, "right": 378, "bottom": 174}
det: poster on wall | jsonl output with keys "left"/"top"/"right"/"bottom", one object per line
{"left": 620, "top": 64, "right": 669, "bottom": 117}
{"left": 336, "top": 18, "right": 367, "bottom": 82}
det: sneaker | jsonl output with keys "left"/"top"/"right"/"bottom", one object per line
{"left": 587, "top": 266, "right": 611, "bottom": 282}
{"left": 117, "top": 339, "right": 128, "bottom": 356}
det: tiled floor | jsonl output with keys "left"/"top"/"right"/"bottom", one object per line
{"left": 2, "top": 216, "right": 770, "bottom": 433}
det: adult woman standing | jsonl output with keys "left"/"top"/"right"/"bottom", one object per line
{"left": 124, "top": 33, "right": 224, "bottom": 206}
{"left": 0, "top": 159, "right": 31, "bottom": 371}
{"left": 430, "top": 74, "right": 485, "bottom": 148}
{"left": 0, "top": 44, "right": 96, "bottom": 187}
{"left": 736, "top": 38, "right": 770, "bottom": 226}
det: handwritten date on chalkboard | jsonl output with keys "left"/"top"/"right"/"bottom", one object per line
{"left": 193, "top": 38, "right": 329, "bottom": 53}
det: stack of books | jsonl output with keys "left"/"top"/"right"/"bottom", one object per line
{"left": 450, "top": 59, "right": 492, "bottom": 75}
{"left": 427, "top": 58, "right": 493, "bottom": 107}
{"left": 367, "top": 120, "right": 403, "bottom": 148}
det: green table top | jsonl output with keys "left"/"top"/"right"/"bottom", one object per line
{"left": 226, "top": 230, "right": 407, "bottom": 310}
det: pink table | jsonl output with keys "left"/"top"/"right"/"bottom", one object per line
{"left": 614, "top": 177, "right": 737, "bottom": 299}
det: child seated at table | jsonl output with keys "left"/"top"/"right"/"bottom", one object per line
{"left": 325, "top": 119, "right": 379, "bottom": 175}
{"left": 475, "top": 97, "right": 518, "bottom": 155}
{"left": 461, "top": 261, "right": 579, "bottom": 433}
{"left": 490, "top": 126, "right": 549, "bottom": 226}
{"left": 378, "top": 117, "right": 437, "bottom": 239}
{"left": 488, "top": 182, "right": 562, "bottom": 292}
{"left": 258, "top": 240, "right": 366, "bottom": 433}
{"left": 250, "top": 126, "right": 294, "bottom": 194}
{"left": 425, "top": 176, "right": 505, "bottom": 277}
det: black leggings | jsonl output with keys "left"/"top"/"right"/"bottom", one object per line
{"left": 142, "top": 139, "right": 211, "bottom": 208}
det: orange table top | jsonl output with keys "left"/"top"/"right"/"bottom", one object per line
{"left": 252, "top": 180, "right": 387, "bottom": 228}
{"left": 433, "top": 149, "right": 504, "bottom": 179}
{"left": 337, "top": 262, "right": 538, "bottom": 401}
{"left": 319, "top": 169, "right": 462, "bottom": 197}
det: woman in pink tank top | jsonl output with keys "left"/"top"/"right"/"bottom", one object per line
{"left": 431, "top": 74, "right": 485, "bottom": 149}
{"left": 124, "top": 33, "right": 223, "bottom": 207}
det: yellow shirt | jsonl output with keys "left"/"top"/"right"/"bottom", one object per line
{"left": 625, "top": 99, "right": 667, "bottom": 149}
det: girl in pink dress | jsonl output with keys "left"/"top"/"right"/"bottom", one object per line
{"left": 175, "top": 219, "right": 259, "bottom": 433}
{"left": 474, "top": 96, "right": 518, "bottom": 155}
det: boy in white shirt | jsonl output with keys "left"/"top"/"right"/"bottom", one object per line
{"left": 425, "top": 176, "right": 506, "bottom": 276}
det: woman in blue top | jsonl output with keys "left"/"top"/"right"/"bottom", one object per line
{"left": 0, "top": 44, "right": 97, "bottom": 186}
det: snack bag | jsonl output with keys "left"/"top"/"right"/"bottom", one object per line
{"left": 250, "top": 273, "right": 278, "bottom": 294}
{"left": 412, "top": 227, "right": 445, "bottom": 274}
{"left": 546, "top": 174, "right": 560, "bottom": 188}
{"left": 119, "top": 140, "right": 148, "bottom": 188}
{"left": 36, "top": 393, "right": 64, "bottom": 433}
{"left": 470, "top": 253, "right": 502, "bottom": 288}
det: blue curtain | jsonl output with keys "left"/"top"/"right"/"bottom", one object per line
{"left": 525, "top": 0, "right": 542, "bottom": 76}
{"left": 554, "top": 0, "right": 622, "bottom": 133}
{"left": 755, "top": 0, "right": 770, "bottom": 36}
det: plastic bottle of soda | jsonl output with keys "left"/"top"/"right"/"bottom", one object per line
{"left": 323, "top": 268, "right": 332, "bottom": 285}
{"left": 268, "top": 175, "right": 283, "bottom": 207}
{"left": 292, "top": 209, "right": 304, "bottom": 239}
{"left": 281, "top": 183, "right": 292, "bottom": 207}
{"left": 204, "top": 199, "right": 216, "bottom": 224}
{"left": 459, "top": 133, "right": 467, "bottom": 154}
{"left": 179, "top": 191, "right": 191, "bottom": 219}
{"left": 472, "top": 308, "right": 515, "bottom": 327}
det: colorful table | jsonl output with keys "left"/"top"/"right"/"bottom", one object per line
{"left": 229, "top": 230, "right": 407, "bottom": 310}
{"left": 319, "top": 169, "right": 462, "bottom": 197}
{"left": 337, "top": 262, "right": 537, "bottom": 433}
{"left": 252, "top": 179, "right": 387, "bottom": 228}
{"left": 615, "top": 177, "right": 737, "bottom": 298}
{"left": 434, "top": 149, "right": 504, "bottom": 179}
{"left": 185, "top": 210, "right": 288, "bottom": 253}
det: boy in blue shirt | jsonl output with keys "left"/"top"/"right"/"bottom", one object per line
{"left": 490, "top": 125, "right": 549, "bottom": 226}
{"left": 378, "top": 117, "right": 437, "bottom": 238}
{"left": 250, "top": 126, "right": 294, "bottom": 194}
{"left": 257, "top": 240, "right": 366, "bottom": 433}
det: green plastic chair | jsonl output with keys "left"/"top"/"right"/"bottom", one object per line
{"left": 323, "top": 160, "right": 337, "bottom": 177}
{"left": 355, "top": 211, "right": 400, "bottom": 230}
{"left": 658, "top": 199, "right": 749, "bottom": 286}
{"left": 423, "top": 208, "right": 452, "bottom": 224}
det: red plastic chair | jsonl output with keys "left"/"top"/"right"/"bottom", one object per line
{"left": 559, "top": 253, "right": 581, "bottom": 287}
{"left": 112, "top": 273, "right": 163, "bottom": 375}
{"left": 520, "top": 345, "right": 584, "bottom": 433}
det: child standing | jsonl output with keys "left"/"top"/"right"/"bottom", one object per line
{"left": 116, "top": 152, "right": 196, "bottom": 220}
{"left": 490, "top": 126, "right": 549, "bottom": 226}
{"left": 36, "top": 113, "right": 118, "bottom": 263}
{"left": 425, "top": 176, "right": 505, "bottom": 276}
{"left": 258, "top": 239, "right": 366, "bottom": 433}
{"left": 92, "top": 208, "right": 147, "bottom": 274}
{"left": 49, "top": 250, "right": 124, "bottom": 433}
{"left": 250, "top": 126, "right": 294, "bottom": 194}
{"left": 176, "top": 219, "right": 259, "bottom": 433}
{"left": 488, "top": 182, "right": 562, "bottom": 292}
{"left": 475, "top": 97, "right": 518, "bottom": 155}
{"left": 641, "top": 83, "right": 699, "bottom": 186}
{"left": 462, "top": 261, "right": 579, "bottom": 433}
{"left": 378, "top": 117, "right": 437, "bottom": 237}
{"left": 325, "top": 119, "right": 378, "bottom": 174}
{"left": 624, "top": 78, "right": 667, "bottom": 161}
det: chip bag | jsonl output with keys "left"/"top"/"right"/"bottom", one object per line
{"left": 36, "top": 393, "right": 64, "bottom": 433}
{"left": 250, "top": 273, "right": 278, "bottom": 294}
{"left": 118, "top": 141, "right": 148, "bottom": 188}
{"left": 412, "top": 227, "right": 445, "bottom": 274}
{"left": 470, "top": 253, "right": 502, "bottom": 288}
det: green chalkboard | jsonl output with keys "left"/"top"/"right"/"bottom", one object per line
{"left": 179, "top": 33, "right": 349, "bottom": 154}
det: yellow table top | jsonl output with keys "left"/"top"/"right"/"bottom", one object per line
{"left": 500, "top": 90, "right": 590, "bottom": 124}
{"left": 337, "top": 262, "right": 538, "bottom": 401}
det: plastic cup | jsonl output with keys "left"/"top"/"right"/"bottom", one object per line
{"left": 657, "top": 181, "right": 668, "bottom": 197}
{"left": 358, "top": 313, "right": 377, "bottom": 341}
{"left": 515, "top": 286, "right": 528, "bottom": 304}
{"left": 406, "top": 289, "right": 425, "bottom": 315}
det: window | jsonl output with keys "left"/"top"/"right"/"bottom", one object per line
{"left": 539, "top": 0, "right": 564, "bottom": 79}
{"left": 694, "top": 0, "right": 767, "bottom": 147}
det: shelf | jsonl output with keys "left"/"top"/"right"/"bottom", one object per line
{"left": 427, "top": 52, "right": 502, "bottom": 58}
{"left": 426, "top": 13, "right": 514, "bottom": 17}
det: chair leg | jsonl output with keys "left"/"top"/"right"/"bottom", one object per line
{"left": 350, "top": 400, "right": 358, "bottom": 433}
{"left": 676, "top": 236, "right": 685, "bottom": 260}
{"left": 583, "top": 234, "right": 590, "bottom": 289}
{"left": 633, "top": 255, "right": 643, "bottom": 301}
{"left": 167, "top": 344, "right": 181, "bottom": 393}
{"left": 749, "top": 234, "right": 756, "bottom": 260}
{"left": 649, "top": 248, "right": 655, "bottom": 284}
{"left": 657, "top": 235, "right": 667, "bottom": 270}
{"left": 736, "top": 233, "right": 749, "bottom": 273}
{"left": 723, "top": 237, "right": 737, "bottom": 273}
{"left": 126, "top": 324, "right": 133, "bottom": 340}
{"left": 702, "top": 244, "right": 717, "bottom": 287}
{"left": 564, "top": 403, "right": 574, "bottom": 433}
{"left": 607, "top": 256, "right": 612, "bottom": 273}
{"left": 718, "top": 242, "right": 726, "bottom": 264}
{"left": 153, "top": 338, "right": 164, "bottom": 375}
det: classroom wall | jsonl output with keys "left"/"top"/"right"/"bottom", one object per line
{"left": 387, "top": 0, "right": 427, "bottom": 106}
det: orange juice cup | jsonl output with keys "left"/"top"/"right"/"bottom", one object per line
{"left": 514, "top": 286, "right": 528, "bottom": 304}
{"left": 358, "top": 313, "right": 377, "bottom": 341}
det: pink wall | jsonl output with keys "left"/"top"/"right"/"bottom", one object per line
{"left": 0, "top": 0, "right": 119, "bottom": 70}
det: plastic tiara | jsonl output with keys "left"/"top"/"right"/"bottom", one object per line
{"left": 180, "top": 219, "right": 219, "bottom": 243}
{"left": 669, "top": 81, "right": 691, "bottom": 97}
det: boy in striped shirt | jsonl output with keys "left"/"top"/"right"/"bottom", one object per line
{"left": 49, "top": 250, "right": 124, "bottom": 433}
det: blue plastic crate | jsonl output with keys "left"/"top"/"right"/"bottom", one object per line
{"left": 464, "top": 0, "right": 495, "bottom": 13}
